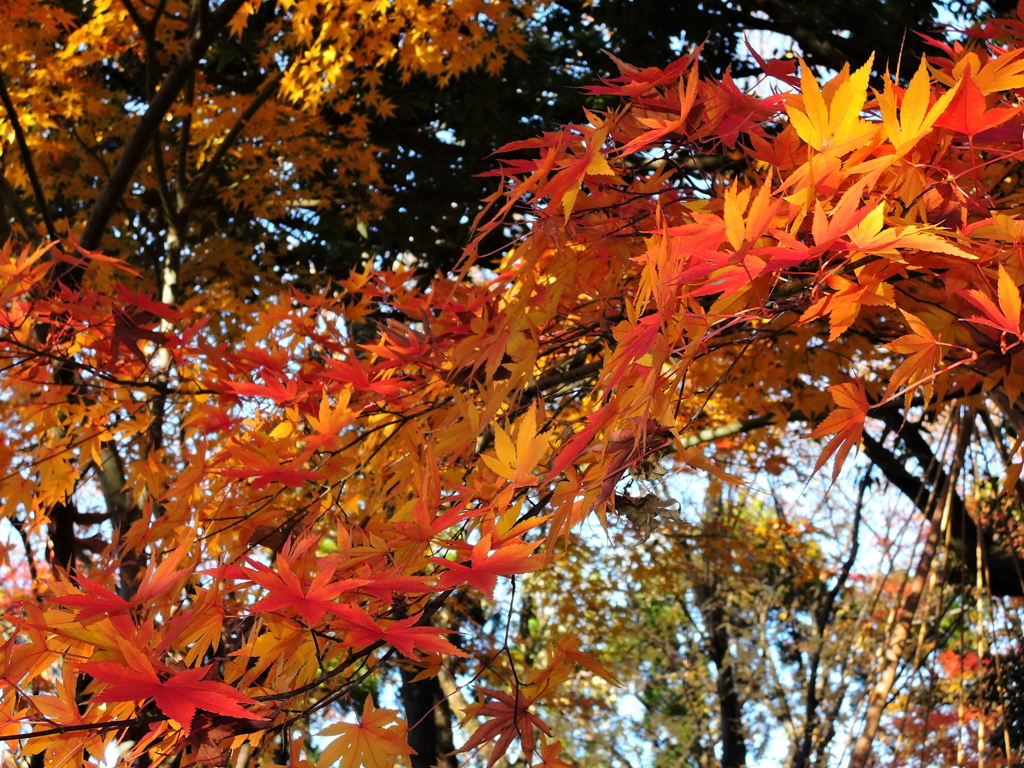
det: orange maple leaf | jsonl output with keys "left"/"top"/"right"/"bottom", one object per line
{"left": 960, "top": 265, "right": 1024, "bottom": 352}
{"left": 809, "top": 380, "right": 871, "bottom": 481}
{"left": 885, "top": 311, "right": 948, "bottom": 404}
{"left": 530, "top": 737, "right": 575, "bottom": 768}
{"left": 800, "top": 263, "right": 896, "bottom": 341}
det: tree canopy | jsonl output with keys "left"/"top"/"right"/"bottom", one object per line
{"left": 3, "top": 2, "right": 1024, "bottom": 768}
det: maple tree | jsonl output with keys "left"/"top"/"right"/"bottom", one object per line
{"left": 7, "top": 1, "right": 1024, "bottom": 767}
{"left": 299, "top": 0, "right": 958, "bottom": 274}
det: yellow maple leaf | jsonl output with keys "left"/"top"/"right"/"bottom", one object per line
{"left": 317, "top": 697, "right": 414, "bottom": 768}
{"left": 786, "top": 57, "right": 877, "bottom": 153}
{"left": 481, "top": 408, "right": 549, "bottom": 485}
{"left": 953, "top": 47, "right": 1024, "bottom": 94}
{"left": 878, "top": 56, "right": 960, "bottom": 153}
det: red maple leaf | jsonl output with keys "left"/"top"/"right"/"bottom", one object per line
{"left": 110, "top": 308, "right": 167, "bottom": 363}
{"left": 334, "top": 606, "right": 467, "bottom": 658}
{"left": 220, "top": 376, "right": 298, "bottom": 404}
{"left": 113, "top": 286, "right": 185, "bottom": 323}
{"left": 249, "top": 564, "right": 366, "bottom": 626}
{"left": 320, "top": 358, "right": 406, "bottom": 395}
{"left": 433, "top": 534, "right": 542, "bottom": 597}
{"left": 933, "top": 72, "right": 1023, "bottom": 137}
{"left": 54, "top": 575, "right": 130, "bottom": 621}
{"left": 461, "top": 688, "right": 551, "bottom": 768}
{"left": 81, "top": 661, "right": 264, "bottom": 735}
{"left": 56, "top": 540, "right": 191, "bottom": 621}
{"left": 546, "top": 404, "right": 617, "bottom": 480}
{"left": 212, "top": 555, "right": 367, "bottom": 626}
{"left": 215, "top": 443, "right": 319, "bottom": 490}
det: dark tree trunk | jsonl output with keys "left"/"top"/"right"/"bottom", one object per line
{"left": 399, "top": 665, "right": 458, "bottom": 768}
{"left": 694, "top": 583, "right": 748, "bottom": 768}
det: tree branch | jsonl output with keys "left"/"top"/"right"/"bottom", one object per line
{"left": 400, "top": 666, "right": 458, "bottom": 768}
{"left": 792, "top": 470, "right": 868, "bottom": 768}
{"left": 0, "top": 69, "right": 57, "bottom": 240}
{"left": 79, "top": 0, "right": 250, "bottom": 252}
{"left": 680, "top": 415, "right": 775, "bottom": 449}
{"left": 869, "top": 410, "right": 1024, "bottom": 598}
{"left": 694, "top": 577, "right": 748, "bottom": 768}
{"left": 699, "top": 403, "right": 1024, "bottom": 597}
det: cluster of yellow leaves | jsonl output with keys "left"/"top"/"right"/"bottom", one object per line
{"left": 0, "top": 0, "right": 536, "bottom": 280}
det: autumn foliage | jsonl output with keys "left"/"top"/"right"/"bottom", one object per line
{"left": 4, "top": 1, "right": 1024, "bottom": 766}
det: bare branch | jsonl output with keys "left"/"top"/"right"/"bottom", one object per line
{"left": 848, "top": 411, "right": 975, "bottom": 768}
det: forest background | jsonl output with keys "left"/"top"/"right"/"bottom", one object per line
{"left": 2, "top": 1, "right": 1024, "bottom": 767}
